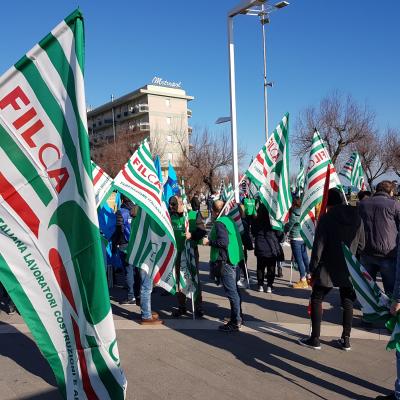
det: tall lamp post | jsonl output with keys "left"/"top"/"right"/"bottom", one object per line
{"left": 227, "top": 0, "right": 289, "bottom": 201}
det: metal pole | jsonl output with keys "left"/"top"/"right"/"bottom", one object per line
{"left": 261, "top": 4, "right": 269, "bottom": 140}
{"left": 227, "top": 17, "right": 240, "bottom": 203}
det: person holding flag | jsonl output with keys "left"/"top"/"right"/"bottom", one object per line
{"left": 203, "top": 200, "right": 244, "bottom": 331}
{"left": 298, "top": 188, "right": 365, "bottom": 351}
{"left": 169, "top": 195, "right": 207, "bottom": 317}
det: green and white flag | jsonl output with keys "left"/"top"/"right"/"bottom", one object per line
{"left": 295, "top": 159, "right": 305, "bottom": 195}
{"left": 180, "top": 178, "right": 199, "bottom": 299}
{"left": 339, "top": 152, "right": 367, "bottom": 191}
{"left": 300, "top": 130, "right": 342, "bottom": 248}
{"left": 222, "top": 184, "right": 244, "bottom": 234}
{"left": 0, "top": 10, "right": 126, "bottom": 399}
{"left": 245, "top": 113, "right": 292, "bottom": 229}
{"left": 342, "top": 244, "right": 390, "bottom": 321}
{"left": 113, "top": 141, "right": 177, "bottom": 294}
{"left": 91, "top": 160, "right": 114, "bottom": 208}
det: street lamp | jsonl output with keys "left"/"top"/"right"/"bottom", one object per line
{"left": 227, "top": 0, "right": 289, "bottom": 201}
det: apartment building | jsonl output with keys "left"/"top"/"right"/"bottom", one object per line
{"left": 87, "top": 78, "right": 194, "bottom": 172}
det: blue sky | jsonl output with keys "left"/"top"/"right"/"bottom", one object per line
{"left": 0, "top": 1, "right": 398, "bottom": 169}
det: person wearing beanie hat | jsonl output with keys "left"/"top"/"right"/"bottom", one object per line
{"left": 299, "top": 188, "right": 365, "bottom": 351}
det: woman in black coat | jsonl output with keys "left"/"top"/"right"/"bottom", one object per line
{"left": 251, "top": 202, "right": 283, "bottom": 293}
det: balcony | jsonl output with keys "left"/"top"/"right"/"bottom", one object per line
{"left": 136, "top": 104, "right": 149, "bottom": 113}
{"left": 187, "top": 109, "right": 192, "bottom": 118}
{"left": 188, "top": 126, "right": 193, "bottom": 135}
{"left": 139, "top": 122, "right": 150, "bottom": 131}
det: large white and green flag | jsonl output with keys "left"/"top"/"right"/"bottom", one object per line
{"left": 245, "top": 113, "right": 292, "bottom": 229}
{"left": 91, "top": 160, "right": 114, "bottom": 208}
{"left": 300, "top": 130, "right": 342, "bottom": 248}
{"left": 113, "top": 141, "right": 177, "bottom": 294}
{"left": 339, "top": 151, "right": 367, "bottom": 191}
{"left": 0, "top": 10, "right": 126, "bottom": 399}
{"left": 342, "top": 244, "right": 390, "bottom": 321}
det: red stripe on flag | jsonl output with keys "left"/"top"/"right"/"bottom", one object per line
{"left": 48, "top": 248, "right": 78, "bottom": 314}
{"left": 0, "top": 172, "right": 40, "bottom": 238}
{"left": 153, "top": 243, "right": 175, "bottom": 285}
{"left": 92, "top": 168, "right": 104, "bottom": 186}
{"left": 308, "top": 169, "right": 329, "bottom": 189}
{"left": 12, "top": 107, "right": 37, "bottom": 130}
{"left": 122, "top": 168, "right": 161, "bottom": 206}
{"left": 71, "top": 318, "right": 99, "bottom": 400}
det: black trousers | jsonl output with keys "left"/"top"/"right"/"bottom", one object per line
{"left": 310, "top": 285, "right": 356, "bottom": 339}
{"left": 256, "top": 256, "right": 276, "bottom": 287}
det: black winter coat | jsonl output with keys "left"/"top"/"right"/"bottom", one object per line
{"left": 310, "top": 204, "right": 365, "bottom": 288}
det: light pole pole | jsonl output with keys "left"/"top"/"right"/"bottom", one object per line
{"left": 227, "top": 0, "right": 289, "bottom": 201}
{"left": 111, "top": 94, "right": 117, "bottom": 159}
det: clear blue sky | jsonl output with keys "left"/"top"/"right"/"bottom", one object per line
{"left": 0, "top": 1, "right": 399, "bottom": 169}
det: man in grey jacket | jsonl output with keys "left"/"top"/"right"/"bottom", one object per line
{"left": 359, "top": 180, "right": 400, "bottom": 296}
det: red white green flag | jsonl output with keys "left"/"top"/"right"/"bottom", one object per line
{"left": 245, "top": 113, "right": 292, "bottom": 229}
{"left": 113, "top": 141, "right": 177, "bottom": 294}
{"left": 222, "top": 184, "right": 244, "bottom": 234}
{"left": 339, "top": 151, "right": 367, "bottom": 190}
{"left": 0, "top": 9, "right": 126, "bottom": 399}
{"left": 300, "top": 130, "right": 342, "bottom": 248}
{"left": 91, "top": 160, "right": 114, "bottom": 208}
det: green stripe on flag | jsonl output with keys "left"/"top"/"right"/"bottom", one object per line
{"left": 127, "top": 161, "right": 159, "bottom": 194}
{"left": 0, "top": 124, "right": 53, "bottom": 206}
{"left": 14, "top": 56, "right": 85, "bottom": 199}
{"left": 0, "top": 253, "right": 66, "bottom": 398}
{"left": 86, "top": 335, "right": 125, "bottom": 399}
{"left": 38, "top": 32, "right": 91, "bottom": 177}
{"left": 64, "top": 9, "right": 85, "bottom": 75}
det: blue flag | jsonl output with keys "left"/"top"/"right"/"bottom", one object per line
{"left": 154, "top": 155, "right": 164, "bottom": 184}
{"left": 114, "top": 191, "right": 122, "bottom": 211}
{"left": 164, "top": 162, "right": 180, "bottom": 204}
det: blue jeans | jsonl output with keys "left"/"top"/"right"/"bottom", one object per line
{"left": 221, "top": 264, "right": 242, "bottom": 325}
{"left": 360, "top": 255, "right": 396, "bottom": 296}
{"left": 290, "top": 240, "right": 310, "bottom": 279}
{"left": 396, "top": 351, "right": 400, "bottom": 399}
{"left": 140, "top": 269, "right": 153, "bottom": 320}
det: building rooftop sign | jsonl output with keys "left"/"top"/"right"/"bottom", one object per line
{"left": 151, "top": 76, "right": 182, "bottom": 89}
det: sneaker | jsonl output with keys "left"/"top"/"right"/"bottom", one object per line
{"left": 375, "top": 393, "right": 395, "bottom": 400}
{"left": 119, "top": 298, "right": 136, "bottom": 305}
{"left": 7, "top": 305, "right": 16, "bottom": 315}
{"left": 257, "top": 285, "right": 264, "bottom": 292}
{"left": 292, "top": 279, "right": 309, "bottom": 289}
{"left": 266, "top": 286, "right": 272, "bottom": 293}
{"left": 237, "top": 280, "right": 246, "bottom": 289}
{"left": 218, "top": 322, "right": 240, "bottom": 332}
{"left": 172, "top": 307, "right": 187, "bottom": 317}
{"left": 337, "top": 336, "right": 351, "bottom": 351}
{"left": 140, "top": 316, "right": 163, "bottom": 325}
{"left": 298, "top": 336, "right": 321, "bottom": 350}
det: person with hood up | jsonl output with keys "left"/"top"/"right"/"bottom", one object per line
{"left": 298, "top": 188, "right": 365, "bottom": 351}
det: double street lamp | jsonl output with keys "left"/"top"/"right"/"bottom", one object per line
{"left": 227, "top": 0, "right": 289, "bottom": 201}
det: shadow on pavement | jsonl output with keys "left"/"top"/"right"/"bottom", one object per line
{"left": 18, "top": 388, "right": 61, "bottom": 399}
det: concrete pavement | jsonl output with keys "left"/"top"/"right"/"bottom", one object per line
{"left": 0, "top": 246, "right": 396, "bottom": 399}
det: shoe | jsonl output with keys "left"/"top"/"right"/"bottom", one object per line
{"left": 237, "top": 280, "right": 246, "bottom": 289}
{"left": 119, "top": 298, "right": 136, "bottom": 305}
{"left": 172, "top": 307, "right": 187, "bottom": 317}
{"left": 195, "top": 308, "right": 204, "bottom": 318}
{"left": 151, "top": 311, "right": 159, "bottom": 319}
{"left": 257, "top": 285, "right": 264, "bottom": 292}
{"left": 266, "top": 286, "right": 272, "bottom": 293}
{"left": 7, "top": 306, "right": 16, "bottom": 315}
{"left": 337, "top": 336, "right": 351, "bottom": 351}
{"left": 292, "top": 279, "right": 309, "bottom": 289}
{"left": 218, "top": 321, "right": 240, "bottom": 332}
{"left": 298, "top": 336, "right": 321, "bottom": 350}
{"left": 375, "top": 393, "right": 395, "bottom": 400}
{"left": 140, "top": 316, "right": 163, "bottom": 325}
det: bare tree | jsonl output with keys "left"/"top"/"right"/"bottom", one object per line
{"left": 175, "top": 128, "right": 245, "bottom": 193}
{"left": 294, "top": 91, "right": 376, "bottom": 165}
{"left": 356, "top": 130, "right": 391, "bottom": 189}
{"left": 384, "top": 127, "right": 400, "bottom": 179}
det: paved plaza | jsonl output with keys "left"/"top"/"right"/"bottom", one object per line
{"left": 0, "top": 246, "right": 396, "bottom": 400}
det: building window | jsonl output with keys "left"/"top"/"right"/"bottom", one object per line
{"left": 166, "top": 117, "right": 171, "bottom": 125}
{"left": 166, "top": 135, "right": 172, "bottom": 142}
{"left": 165, "top": 98, "right": 170, "bottom": 107}
{"left": 167, "top": 153, "right": 173, "bottom": 161}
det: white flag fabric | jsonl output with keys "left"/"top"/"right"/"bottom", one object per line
{"left": 91, "top": 160, "right": 114, "bottom": 208}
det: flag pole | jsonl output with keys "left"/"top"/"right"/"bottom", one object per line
{"left": 191, "top": 292, "right": 195, "bottom": 321}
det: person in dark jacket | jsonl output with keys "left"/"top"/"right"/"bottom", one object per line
{"left": 190, "top": 192, "right": 201, "bottom": 212}
{"left": 359, "top": 180, "right": 400, "bottom": 296}
{"left": 298, "top": 188, "right": 365, "bottom": 351}
{"left": 251, "top": 202, "right": 284, "bottom": 293}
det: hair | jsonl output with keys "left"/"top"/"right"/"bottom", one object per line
{"left": 291, "top": 197, "right": 302, "bottom": 209}
{"left": 212, "top": 200, "right": 225, "bottom": 213}
{"left": 376, "top": 180, "right": 394, "bottom": 195}
{"left": 357, "top": 190, "right": 372, "bottom": 201}
{"left": 327, "top": 188, "right": 346, "bottom": 207}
